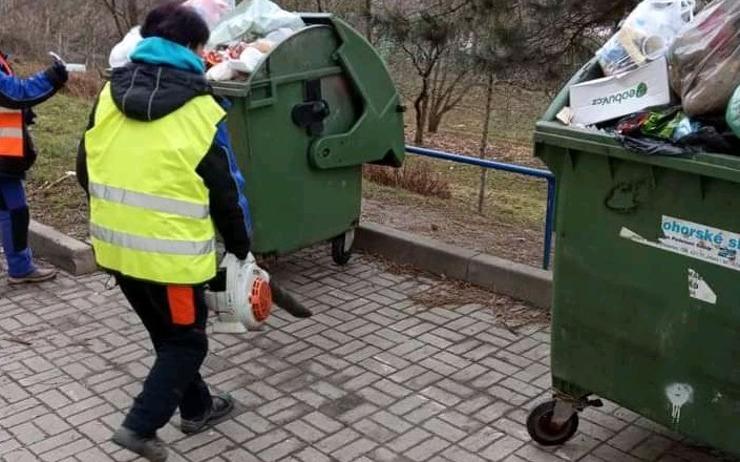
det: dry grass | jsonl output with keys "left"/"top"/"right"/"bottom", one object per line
{"left": 409, "top": 280, "right": 550, "bottom": 331}
{"left": 61, "top": 71, "right": 103, "bottom": 100}
{"left": 364, "top": 160, "right": 452, "bottom": 200}
{"left": 373, "top": 253, "right": 550, "bottom": 330}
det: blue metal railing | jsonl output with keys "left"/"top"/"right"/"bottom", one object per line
{"left": 405, "top": 145, "right": 556, "bottom": 270}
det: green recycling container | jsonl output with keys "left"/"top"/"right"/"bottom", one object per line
{"left": 211, "top": 14, "right": 404, "bottom": 265}
{"left": 527, "top": 59, "right": 740, "bottom": 457}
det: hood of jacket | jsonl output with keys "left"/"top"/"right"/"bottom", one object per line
{"left": 110, "top": 37, "right": 210, "bottom": 121}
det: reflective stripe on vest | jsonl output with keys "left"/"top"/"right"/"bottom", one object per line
{"left": 89, "top": 182, "right": 210, "bottom": 219}
{"left": 0, "top": 55, "right": 24, "bottom": 158}
{"left": 0, "top": 111, "right": 23, "bottom": 157}
{"left": 90, "top": 223, "right": 215, "bottom": 256}
{"left": 85, "top": 83, "right": 225, "bottom": 284}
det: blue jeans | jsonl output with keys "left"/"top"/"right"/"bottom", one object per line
{"left": 0, "top": 176, "right": 34, "bottom": 277}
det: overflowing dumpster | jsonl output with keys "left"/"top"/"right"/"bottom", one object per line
{"left": 527, "top": 58, "right": 740, "bottom": 457}
{"left": 210, "top": 14, "right": 405, "bottom": 265}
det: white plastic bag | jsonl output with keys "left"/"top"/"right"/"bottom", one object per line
{"left": 230, "top": 47, "right": 265, "bottom": 74}
{"left": 183, "top": 0, "right": 232, "bottom": 29}
{"left": 109, "top": 27, "right": 143, "bottom": 68}
{"left": 249, "top": 39, "right": 276, "bottom": 54}
{"left": 207, "top": 0, "right": 305, "bottom": 48}
{"left": 206, "top": 61, "right": 237, "bottom": 81}
{"left": 596, "top": 0, "right": 695, "bottom": 76}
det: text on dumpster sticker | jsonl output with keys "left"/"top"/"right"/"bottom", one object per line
{"left": 688, "top": 269, "right": 717, "bottom": 305}
{"left": 620, "top": 216, "right": 740, "bottom": 272}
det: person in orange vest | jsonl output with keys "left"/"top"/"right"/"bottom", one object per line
{"left": 0, "top": 52, "right": 68, "bottom": 283}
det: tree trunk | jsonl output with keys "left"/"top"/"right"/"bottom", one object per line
{"left": 477, "top": 73, "right": 495, "bottom": 214}
{"left": 126, "top": 0, "right": 139, "bottom": 30}
{"left": 414, "top": 79, "right": 430, "bottom": 145}
{"left": 428, "top": 112, "right": 443, "bottom": 133}
{"left": 364, "top": 0, "right": 373, "bottom": 43}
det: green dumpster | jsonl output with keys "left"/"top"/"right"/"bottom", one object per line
{"left": 210, "top": 14, "right": 405, "bottom": 265}
{"left": 527, "top": 59, "right": 740, "bottom": 457}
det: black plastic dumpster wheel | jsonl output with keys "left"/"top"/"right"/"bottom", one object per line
{"left": 331, "top": 232, "right": 353, "bottom": 266}
{"left": 527, "top": 401, "right": 579, "bottom": 446}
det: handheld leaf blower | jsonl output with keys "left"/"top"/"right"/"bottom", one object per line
{"left": 205, "top": 253, "right": 312, "bottom": 333}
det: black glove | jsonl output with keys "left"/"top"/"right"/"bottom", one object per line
{"left": 45, "top": 59, "right": 68, "bottom": 88}
{"left": 23, "top": 109, "right": 36, "bottom": 126}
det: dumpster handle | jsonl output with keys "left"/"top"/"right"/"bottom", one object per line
{"left": 406, "top": 145, "right": 556, "bottom": 270}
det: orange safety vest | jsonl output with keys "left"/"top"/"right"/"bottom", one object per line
{"left": 0, "top": 54, "right": 24, "bottom": 158}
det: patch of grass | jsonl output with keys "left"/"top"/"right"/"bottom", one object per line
{"left": 366, "top": 157, "right": 547, "bottom": 231}
{"left": 63, "top": 72, "right": 104, "bottom": 100}
{"left": 397, "top": 77, "right": 550, "bottom": 147}
{"left": 433, "top": 159, "right": 546, "bottom": 229}
{"left": 364, "top": 160, "right": 452, "bottom": 199}
{"left": 26, "top": 93, "right": 93, "bottom": 239}
{"left": 29, "top": 93, "right": 92, "bottom": 184}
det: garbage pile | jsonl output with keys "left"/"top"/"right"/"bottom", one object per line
{"left": 204, "top": 0, "right": 304, "bottom": 81}
{"left": 562, "top": 0, "right": 740, "bottom": 156}
{"left": 108, "top": 0, "right": 305, "bottom": 82}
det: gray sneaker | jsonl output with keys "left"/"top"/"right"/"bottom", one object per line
{"left": 180, "top": 392, "right": 235, "bottom": 435}
{"left": 112, "top": 427, "right": 168, "bottom": 462}
{"left": 8, "top": 268, "right": 57, "bottom": 285}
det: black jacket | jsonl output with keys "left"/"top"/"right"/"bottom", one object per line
{"left": 77, "top": 63, "right": 251, "bottom": 260}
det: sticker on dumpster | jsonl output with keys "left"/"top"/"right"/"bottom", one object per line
{"left": 666, "top": 383, "right": 693, "bottom": 425}
{"left": 620, "top": 216, "right": 740, "bottom": 272}
{"left": 688, "top": 269, "right": 717, "bottom": 305}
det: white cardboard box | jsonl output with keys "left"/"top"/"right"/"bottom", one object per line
{"left": 570, "top": 58, "right": 671, "bottom": 126}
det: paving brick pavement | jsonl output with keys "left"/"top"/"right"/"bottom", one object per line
{"left": 0, "top": 247, "right": 737, "bottom": 462}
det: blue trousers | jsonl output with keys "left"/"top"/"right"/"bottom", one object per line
{"left": 0, "top": 176, "right": 34, "bottom": 277}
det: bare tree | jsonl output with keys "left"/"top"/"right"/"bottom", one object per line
{"left": 477, "top": 72, "right": 495, "bottom": 213}
{"left": 97, "top": 0, "right": 145, "bottom": 38}
{"left": 377, "top": 4, "right": 471, "bottom": 144}
{"left": 427, "top": 47, "right": 476, "bottom": 133}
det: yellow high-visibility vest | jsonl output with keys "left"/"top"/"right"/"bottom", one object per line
{"left": 83, "top": 83, "right": 225, "bottom": 284}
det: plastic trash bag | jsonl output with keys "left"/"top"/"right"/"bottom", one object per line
{"left": 206, "top": 61, "right": 236, "bottom": 81}
{"left": 230, "top": 47, "right": 265, "bottom": 74}
{"left": 728, "top": 86, "right": 740, "bottom": 138}
{"left": 597, "top": 0, "right": 695, "bottom": 76}
{"left": 618, "top": 125, "right": 736, "bottom": 156}
{"left": 183, "top": 0, "right": 232, "bottom": 29}
{"left": 668, "top": 0, "right": 740, "bottom": 116}
{"left": 207, "top": 0, "right": 304, "bottom": 48}
{"left": 617, "top": 106, "right": 698, "bottom": 141}
{"left": 109, "top": 27, "right": 143, "bottom": 68}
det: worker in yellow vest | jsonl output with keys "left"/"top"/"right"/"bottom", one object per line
{"left": 77, "top": 3, "right": 251, "bottom": 461}
{"left": 0, "top": 51, "right": 67, "bottom": 283}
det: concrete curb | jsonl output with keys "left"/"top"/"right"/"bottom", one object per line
{"left": 29, "top": 220, "right": 97, "bottom": 276}
{"left": 23, "top": 219, "right": 553, "bottom": 308}
{"left": 356, "top": 223, "right": 553, "bottom": 309}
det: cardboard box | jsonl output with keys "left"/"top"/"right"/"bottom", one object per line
{"left": 570, "top": 57, "right": 671, "bottom": 126}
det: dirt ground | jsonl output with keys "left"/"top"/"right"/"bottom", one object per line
{"left": 362, "top": 196, "right": 546, "bottom": 269}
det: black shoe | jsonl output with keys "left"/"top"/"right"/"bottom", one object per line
{"left": 112, "top": 427, "right": 168, "bottom": 462}
{"left": 180, "top": 392, "right": 234, "bottom": 435}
